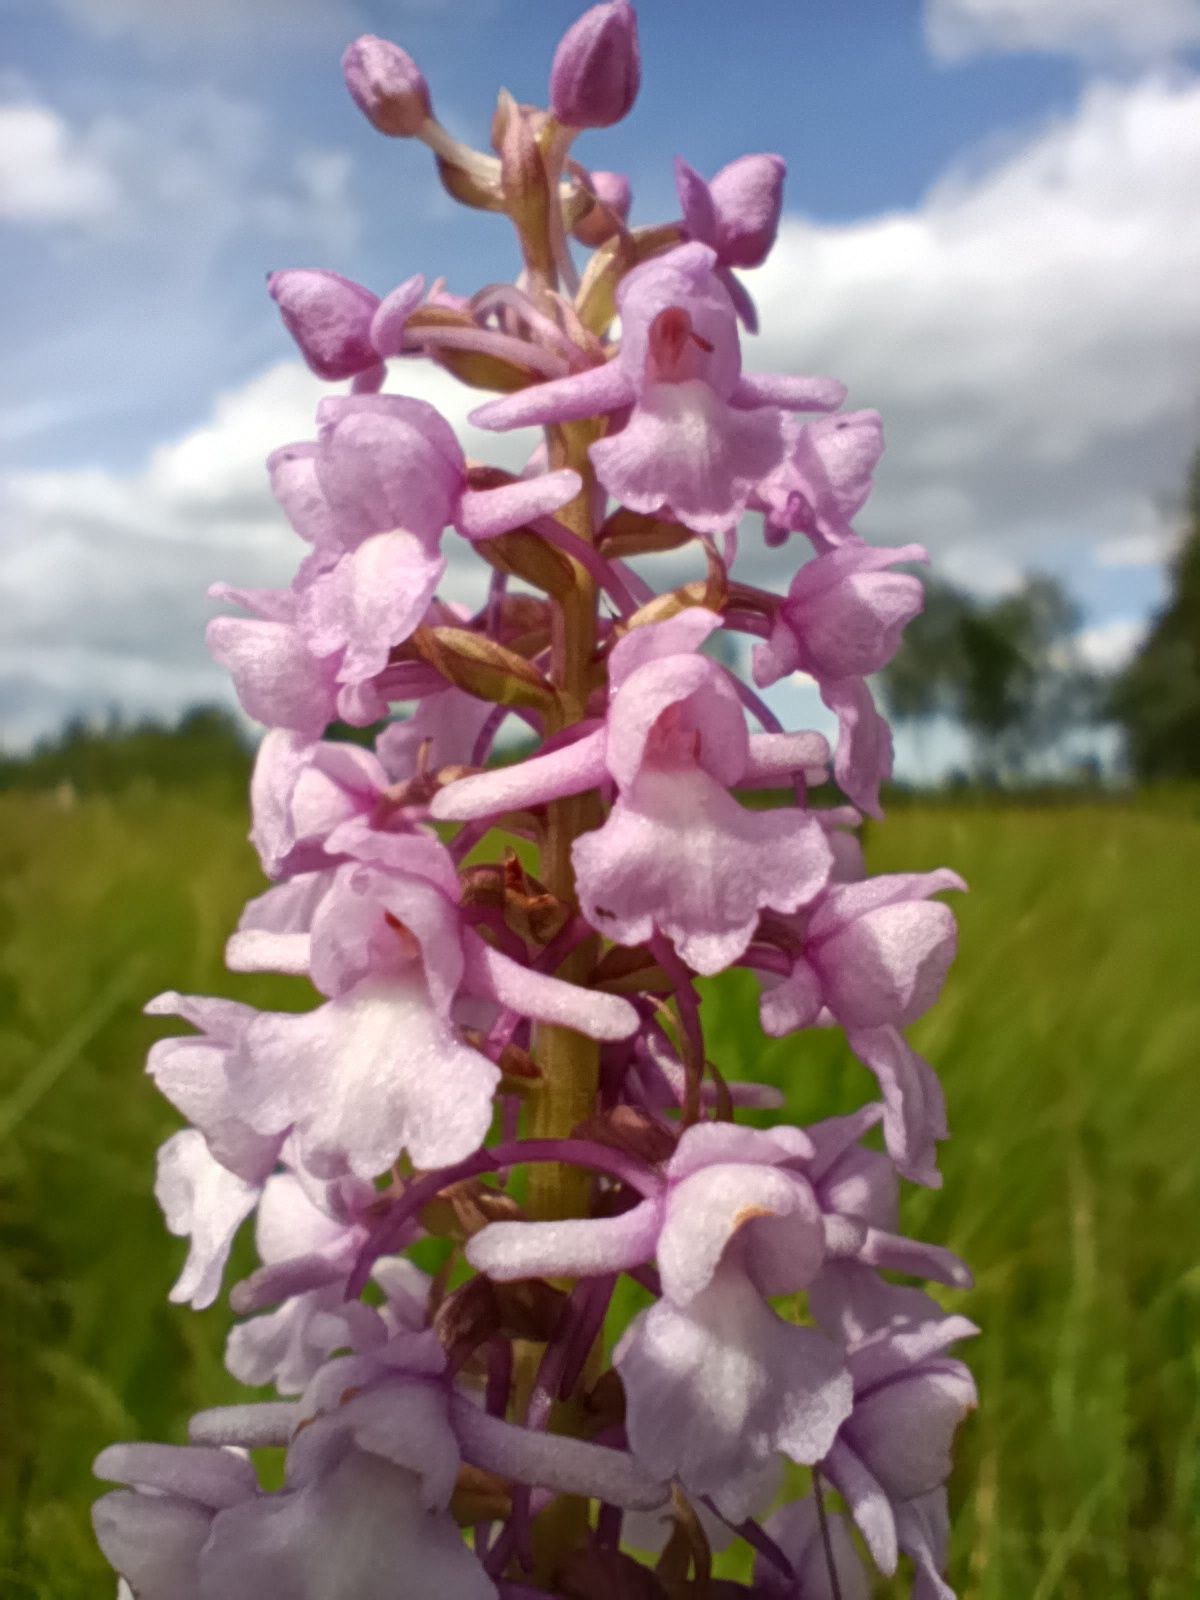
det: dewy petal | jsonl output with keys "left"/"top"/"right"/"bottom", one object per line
{"left": 657, "top": 1164, "right": 823, "bottom": 1304}
{"left": 237, "top": 975, "right": 499, "bottom": 1179}
{"left": 573, "top": 765, "right": 832, "bottom": 976}
{"left": 590, "top": 378, "right": 786, "bottom": 536}
{"left": 198, "top": 1447, "right": 497, "bottom": 1600}
{"left": 155, "top": 1130, "right": 260, "bottom": 1310}
{"left": 616, "top": 1270, "right": 852, "bottom": 1523}
{"left": 466, "top": 1199, "right": 662, "bottom": 1282}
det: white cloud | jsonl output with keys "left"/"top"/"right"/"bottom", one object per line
{"left": 748, "top": 74, "right": 1200, "bottom": 584}
{"left": 1, "top": 361, "right": 534, "bottom": 748}
{"left": 6, "top": 72, "right": 1199, "bottom": 756}
{"left": 926, "top": 0, "right": 1200, "bottom": 63}
{"left": 0, "top": 86, "right": 357, "bottom": 251}
{"left": 1074, "top": 617, "right": 1147, "bottom": 669}
{"left": 0, "top": 99, "right": 120, "bottom": 227}
{"left": 48, "top": 0, "right": 358, "bottom": 47}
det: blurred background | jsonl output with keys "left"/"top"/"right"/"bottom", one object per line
{"left": 1, "top": 1, "right": 1198, "bottom": 1596}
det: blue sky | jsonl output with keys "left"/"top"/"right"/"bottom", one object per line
{"left": 3, "top": 0, "right": 1200, "bottom": 766}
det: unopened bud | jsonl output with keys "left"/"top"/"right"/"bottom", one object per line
{"left": 571, "top": 169, "right": 632, "bottom": 246}
{"left": 550, "top": 1, "right": 641, "bottom": 131}
{"left": 709, "top": 153, "right": 786, "bottom": 269}
{"left": 267, "top": 269, "right": 380, "bottom": 381}
{"left": 342, "top": 35, "right": 431, "bottom": 138}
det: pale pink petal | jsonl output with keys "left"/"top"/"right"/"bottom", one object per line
{"left": 466, "top": 1200, "right": 662, "bottom": 1282}
{"left": 155, "top": 1131, "right": 260, "bottom": 1310}
{"left": 237, "top": 975, "right": 499, "bottom": 1179}
{"left": 462, "top": 929, "right": 639, "bottom": 1039}
{"left": 451, "top": 1395, "right": 668, "bottom": 1509}
{"left": 455, "top": 468, "right": 582, "bottom": 540}
{"left": 758, "top": 957, "right": 824, "bottom": 1037}
{"left": 616, "top": 1270, "right": 852, "bottom": 1522}
{"left": 845, "top": 1027, "right": 944, "bottom": 1187}
{"left": 730, "top": 372, "right": 846, "bottom": 412}
{"left": 93, "top": 1492, "right": 210, "bottom": 1600}
{"left": 430, "top": 727, "right": 606, "bottom": 822}
{"left": 817, "top": 897, "right": 959, "bottom": 1030}
{"left": 742, "top": 730, "right": 831, "bottom": 786}
{"left": 658, "top": 1164, "right": 823, "bottom": 1304}
{"left": 591, "top": 379, "right": 785, "bottom": 536}
{"left": 821, "top": 1437, "right": 897, "bottom": 1574}
{"left": 206, "top": 618, "right": 336, "bottom": 737}
{"left": 607, "top": 608, "right": 723, "bottom": 688}
{"left": 707, "top": 153, "right": 786, "bottom": 269}
{"left": 604, "top": 655, "right": 746, "bottom": 789}
{"left": 198, "top": 1448, "right": 496, "bottom": 1600}
{"left": 821, "top": 676, "right": 893, "bottom": 819}
{"left": 760, "top": 1497, "right": 873, "bottom": 1600}
{"left": 573, "top": 766, "right": 832, "bottom": 975}
{"left": 847, "top": 1364, "right": 977, "bottom": 1504}
{"left": 470, "top": 361, "right": 635, "bottom": 430}
{"left": 268, "top": 443, "right": 338, "bottom": 549}
{"left": 369, "top": 273, "right": 426, "bottom": 357}
{"left": 314, "top": 394, "right": 464, "bottom": 551}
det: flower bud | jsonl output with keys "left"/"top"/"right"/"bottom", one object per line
{"left": 266, "top": 269, "right": 380, "bottom": 380}
{"left": 550, "top": 1, "right": 641, "bottom": 130}
{"left": 342, "top": 34, "right": 431, "bottom": 137}
{"left": 571, "top": 169, "right": 632, "bottom": 246}
{"left": 709, "top": 153, "right": 786, "bottom": 269}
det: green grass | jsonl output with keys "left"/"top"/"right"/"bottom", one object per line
{"left": 1, "top": 790, "right": 1197, "bottom": 1596}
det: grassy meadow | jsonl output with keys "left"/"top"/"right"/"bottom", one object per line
{"left": 0, "top": 784, "right": 1197, "bottom": 1597}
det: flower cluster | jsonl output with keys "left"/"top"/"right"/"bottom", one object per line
{"left": 95, "top": 7, "right": 976, "bottom": 1596}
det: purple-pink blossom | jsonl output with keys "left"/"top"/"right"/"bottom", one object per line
{"left": 98, "top": 9, "right": 978, "bottom": 1595}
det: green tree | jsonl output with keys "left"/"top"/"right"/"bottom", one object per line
{"left": 1110, "top": 452, "right": 1200, "bottom": 779}
{"left": 879, "top": 571, "right": 1101, "bottom": 780}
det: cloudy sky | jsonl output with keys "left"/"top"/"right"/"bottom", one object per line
{"left": 3, "top": 0, "right": 1199, "bottom": 767}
